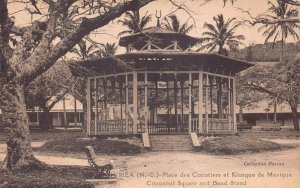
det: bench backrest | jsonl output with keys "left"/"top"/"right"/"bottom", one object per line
{"left": 85, "top": 146, "right": 98, "bottom": 168}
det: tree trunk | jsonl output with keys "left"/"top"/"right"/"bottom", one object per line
{"left": 280, "top": 35, "right": 284, "bottom": 62}
{"left": 273, "top": 98, "right": 277, "bottom": 124}
{"left": 1, "top": 83, "right": 43, "bottom": 169}
{"left": 41, "top": 106, "right": 52, "bottom": 129}
{"left": 82, "top": 100, "right": 87, "bottom": 134}
{"left": 63, "top": 98, "right": 67, "bottom": 129}
{"left": 238, "top": 105, "right": 243, "bottom": 123}
{"left": 74, "top": 97, "right": 77, "bottom": 127}
{"left": 289, "top": 100, "right": 299, "bottom": 131}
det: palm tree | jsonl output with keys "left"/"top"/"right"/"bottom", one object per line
{"left": 258, "top": 0, "right": 300, "bottom": 61}
{"left": 198, "top": 14, "right": 245, "bottom": 56}
{"left": 118, "top": 11, "right": 152, "bottom": 36}
{"left": 70, "top": 39, "right": 97, "bottom": 59}
{"left": 163, "top": 15, "right": 194, "bottom": 34}
{"left": 99, "top": 42, "right": 118, "bottom": 57}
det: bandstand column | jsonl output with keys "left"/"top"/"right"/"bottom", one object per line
{"left": 133, "top": 71, "right": 138, "bottom": 134}
{"left": 228, "top": 78, "right": 232, "bottom": 133}
{"left": 94, "top": 78, "right": 98, "bottom": 135}
{"left": 144, "top": 72, "right": 148, "bottom": 133}
{"left": 205, "top": 74, "right": 209, "bottom": 135}
{"left": 188, "top": 73, "right": 192, "bottom": 133}
{"left": 86, "top": 78, "right": 91, "bottom": 136}
{"left": 232, "top": 78, "right": 237, "bottom": 134}
{"left": 125, "top": 75, "right": 129, "bottom": 134}
{"left": 174, "top": 77, "right": 178, "bottom": 128}
{"left": 198, "top": 71, "right": 203, "bottom": 133}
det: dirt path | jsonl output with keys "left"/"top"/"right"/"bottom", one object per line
{"left": 0, "top": 140, "right": 299, "bottom": 188}
{"left": 100, "top": 147, "right": 300, "bottom": 188}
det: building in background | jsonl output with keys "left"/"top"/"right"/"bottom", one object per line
{"left": 27, "top": 94, "right": 84, "bottom": 128}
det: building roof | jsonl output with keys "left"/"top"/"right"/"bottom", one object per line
{"left": 119, "top": 26, "right": 199, "bottom": 50}
{"left": 50, "top": 94, "right": 83, "bottom": 113}
{"left": 70, "top": 51, "right": 253, "bottom": 77}
{"left": 242, "top": 100, "right": 300, "bottom": 114}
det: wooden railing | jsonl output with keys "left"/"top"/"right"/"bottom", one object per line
{"left": 147, "top": 123, "right": 188, "bottom": 134}
{"left": 90, "top": 118, "right": 231, "bottom": 135}
{"left": 202, "top": 118, "right": 230, "bottom": 133}
{"left": 191, "top": 118, "right": 231, "bottom": 133}
{"left": 90, "top": 119, "right": 132, "bottom": 135}
{"left": 191, "top": 118, "right": 199, "bottom": 132}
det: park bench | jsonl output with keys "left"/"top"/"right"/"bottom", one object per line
{"left": 84, "top": 146, "right": 116, "bottom": 179}
{"left": 237, "top": 123, "right": 252, "bottom": 131}
{"left": 260, "top": 123, "right": 281, "bottom": 131}
{"left": 252, "top": 124, "right": 282, "bottom": 131}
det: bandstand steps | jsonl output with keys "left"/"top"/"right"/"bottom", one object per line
{"left": 149, "top": 135, "right": 193, "bottom": 151}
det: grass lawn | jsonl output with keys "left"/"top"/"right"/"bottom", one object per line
{"left": 196, "top": 135, "right": 290, "bottom": 155}
{"left": 0, "top": 164, "right": 95, "bottom": 188}
{"left": 0, "top": 129, "right": 84, "bottom": 144}
{"left": 35, "top": 137, "right": 144, "bottom": 155}
{"left": 239, "top": 130, "right": 300, "bottom": 139}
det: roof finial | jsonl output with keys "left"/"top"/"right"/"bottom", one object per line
{"left": 155, "top": 10, "right": 161, "bottom": 27}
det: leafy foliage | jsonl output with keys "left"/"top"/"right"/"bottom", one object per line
{"left": 258, "top": 1, "right": 300, "bottom": 44}
{"left": 257, "top": 0, "right": 300, "bottom": 60}
{"left": 237, "top": 58, "right": 300, "bottom": 129}
{"left": 118, "top": 10, "right": 152, "bottom": 36}
{"left": 229, "top": 42, "right": 300, "bottom": 62}
{"left": 99, "top": 42, "right": 118, "bottom": 57}
{"left": 198, "top": 14, "right": 245, "bottom": 56}
{"left": 162, "top": 14, "right": 194, "bottom": 34}
{"left": 70, "top": 40, "right": 99, "bottom": 60}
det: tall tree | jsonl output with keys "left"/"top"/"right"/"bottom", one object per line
{"left": 118, "top": 10, "right": 152, "bottom": 36}
{"left": 70, "top": 39, "right": 98, "bottom": 59}
{"left": 25, "top": 61, "right": 74, "bottom": 129}
{"left": 0, "top": 0, "right": 154, "bottom": 170}
{"left": 99, "top": 42, "right": 118, "bottom": 57}
{"left": 163, "top": 15, "right": 194, "bottom": 34}
{"left": 236, "top": 73, "right": 267, "bottom": 123}
{"left": 198, "top": 14, "right": 245, "bottom": 56}
{"left": 69, "top": 41, "right": 117, "bottom": 132}
{"left": 258, "top": 0, "right": 300, "bottom": 61}
{"left": 240, "top": 60, "right": 300, "bottom": 130}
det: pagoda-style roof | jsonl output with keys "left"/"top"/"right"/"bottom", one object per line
{"left": 119, "top": 26, "right": 199, "bottom": 51}
{"left": 70, "top": 52, "right": 253, "bottom": 77}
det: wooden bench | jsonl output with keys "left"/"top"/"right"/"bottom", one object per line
{"left": 85, "top": 146, "right": 116, "bottom": 179}
{"left": 260, "top": 124, "right": 281, "bottom": 131}
{"left": 252, "top": 124, "right": 282, "bottom": 132}
{"left": 237, "top": 123, "right": 252, "bottom": 131}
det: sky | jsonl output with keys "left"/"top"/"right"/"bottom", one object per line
{"left": 88, "top": 0, "right": 300, "bottom": 53}
{"left": 8, "top": 0, "right": 300, "bottom": 54}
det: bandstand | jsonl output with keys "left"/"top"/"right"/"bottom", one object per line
{"left": 71, "top": 25, "right": 252, "bottom": 137}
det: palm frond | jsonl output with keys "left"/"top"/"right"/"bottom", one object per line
{"left": 203, "top": 23, "right": 218, "bottom": 35}
{"left": 117, "top": 30, "right": 132, "bottom": 37}
{"left": 140, "top": 12, "right": 152, "bottom": 30}
{"left": 168, "top": 15, "right": 180, "bottom": 32}
{"left": 200, "top": 14, "right": 244, "bottom": 56}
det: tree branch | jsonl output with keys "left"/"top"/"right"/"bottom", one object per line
{"left": 19, "top": 0, "right": 154, "bottom": 84}
{"left": 244, "top": 83, "right": 277, "bottom": 97}
{"left": 281, "top": 0, "right": 300, "bottom": 6}
{"left": 0, "top": 0, "right": 13, "bottom": 71}
{"left": 235, "top": 7, "right": 299, "bottom": 26}
{"left": 47, "top": 89, "right": 68, "bottom": 110}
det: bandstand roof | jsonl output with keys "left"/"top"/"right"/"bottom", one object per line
{"left": 119, "top": 26, "right": 199, "bottom": 50}
{"left": 70, "top": 51, "right": 253, "bottom": 77}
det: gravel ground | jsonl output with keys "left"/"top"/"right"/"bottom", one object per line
{"left": 0, "top": 140, "right": 299, "bottom": 188}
